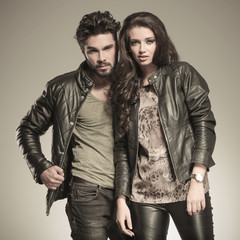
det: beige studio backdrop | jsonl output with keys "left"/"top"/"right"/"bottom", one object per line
{"left": 0, "top": 0, "right": 239, "bottom": 239}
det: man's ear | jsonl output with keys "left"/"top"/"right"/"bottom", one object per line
{"left": 81, "top": 48, "right": 85, "bottom": 54}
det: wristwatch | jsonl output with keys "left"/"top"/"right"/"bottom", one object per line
{"left": 191, "top": 173, "right": 204, "bottom": 183}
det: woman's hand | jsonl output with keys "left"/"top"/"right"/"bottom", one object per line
{"left": 116, "top": 196, "right": 135, "bottom": 237}
{"left": 187, "top": 163, "right": 207, "bottom": 216}
{"left": 187, "top": 178, "right": 205, "bottom": 216}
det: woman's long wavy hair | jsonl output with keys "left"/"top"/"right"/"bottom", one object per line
{"left": 108, "top": 12, "right": 179, "bottom": 139}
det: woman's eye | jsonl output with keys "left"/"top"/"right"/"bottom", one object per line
{"left": 130, "top": 41, "right": 139, "bottom": 46}
{"left": 146, "top": 39, "right": 155, "bottom": 44}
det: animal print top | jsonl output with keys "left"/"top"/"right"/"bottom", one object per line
{"left": 130, "top": 85, "right": 209, "bottom": 204}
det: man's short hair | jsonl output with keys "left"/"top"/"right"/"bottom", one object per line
{"left": 75, "top": 11, "right": 120, "bottom": 48}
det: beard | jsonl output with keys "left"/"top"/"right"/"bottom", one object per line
{"left": 87, "top": 60, "right": 114, "bottom": 78}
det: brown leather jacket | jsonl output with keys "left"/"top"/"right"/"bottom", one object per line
{"left": 114, "top": 62, "right": 216, "bottom": 198}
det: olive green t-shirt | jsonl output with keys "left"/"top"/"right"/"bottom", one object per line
{"left": 71, "top": 92, "right": 114, "bottom": 189}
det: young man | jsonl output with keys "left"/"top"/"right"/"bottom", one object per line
{"left": 16, "top": 11, "right": 124, "bottom": 240}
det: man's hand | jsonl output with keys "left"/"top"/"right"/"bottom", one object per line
{"left": 40, "top": 166, "right": 64, "bottom": 190}
{"left": 116, "top": 196, "right": 134, "bottom": 237}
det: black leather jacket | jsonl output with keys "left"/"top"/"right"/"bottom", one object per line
{"left": 114, "top": 62, "right": 216, "bottom": 198}
{"left": 16, "top": 62, "right": 94, "bottom": 215}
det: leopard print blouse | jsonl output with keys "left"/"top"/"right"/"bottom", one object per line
{"left": 130, "top": 85, "right": 209, "bottom": 204}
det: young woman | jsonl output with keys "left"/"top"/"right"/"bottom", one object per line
{"left": 109, "top": 12, "right": 216, "bottom": 239}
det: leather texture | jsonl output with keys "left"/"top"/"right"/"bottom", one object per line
{"left": 130, "top": 193, "right": 214, "bottom": 239}
{"left": 16, "top": 61, "right": 94, "bottom": 214}
{"left": 114, "top": 62, "right": 216, "bottom": 198}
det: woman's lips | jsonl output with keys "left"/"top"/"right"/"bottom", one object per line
{"left": 138, "top": 55, "right": 148, "bottom": 61}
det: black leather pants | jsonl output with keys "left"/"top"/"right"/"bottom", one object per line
{"left": 130, "top": 193, "right": 214, "bottom": 240}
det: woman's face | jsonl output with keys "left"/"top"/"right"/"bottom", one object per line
{"left": 128, "top": 26, "right": 156, "bottom": 68}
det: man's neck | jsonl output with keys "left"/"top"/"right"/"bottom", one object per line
{"left": 93, "top": 75, "right": 110, "bottom": 89}
{"left": 86, "top": 69, "right": 111, "bottom": 101}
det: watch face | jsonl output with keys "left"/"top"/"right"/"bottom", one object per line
{"left": 196, "top": 174, "right": 204, "bottom": 182}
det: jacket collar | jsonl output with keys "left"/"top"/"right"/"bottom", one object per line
{"left": 76, "top": 61, "right": 94, "bottom": 94}
{"left": 147, "top": 67, "right": 163, "bottom": 85}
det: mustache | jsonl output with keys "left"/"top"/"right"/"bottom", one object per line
{"left": 96, "top": 62, "right": 111, "bottom": 68}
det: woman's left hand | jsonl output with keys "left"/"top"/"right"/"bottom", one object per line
{"left": 187, "top": 178, "right": 206, "bottom": 216}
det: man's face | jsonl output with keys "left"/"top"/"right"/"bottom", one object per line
{"left": 82, "top": 33, "right": 116, "bottom": 78}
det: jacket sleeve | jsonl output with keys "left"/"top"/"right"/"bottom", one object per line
{"left": 113, "top": 111, "right": 131, "bottom": 198}
{"left": 182, "top": 63, "right": 216, "bottom": 169}
{"left": 16, "top": 82, "right": 55, "bottom": 183}
{"left": 114, "top": 134, "right": 131, "bottom": 198}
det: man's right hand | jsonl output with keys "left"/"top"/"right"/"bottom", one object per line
{"left": 40, "top": 166, "right": 64, "bottom": 190}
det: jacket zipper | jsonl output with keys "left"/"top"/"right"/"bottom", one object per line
{"left": 47, "top": 84, "right": 94, "bottom": 213}
{"left": 152, "top": 83, "right": 178, "bottom": 180}
{"left": 60, "top": 86, "right": 94, "bottom": 168}
{"left": 131, "top": 101, "right": 140, "bottom": 194}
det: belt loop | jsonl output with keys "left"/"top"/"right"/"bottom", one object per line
{"left": 98, "top": 185, "right": 102, "bottom": 193}
{"left": 96, "top": 185, "right": 100, "bottom": 195}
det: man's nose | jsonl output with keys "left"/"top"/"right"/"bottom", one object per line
{"left": 98, "top": 51, "right": 106, "bottom": 62}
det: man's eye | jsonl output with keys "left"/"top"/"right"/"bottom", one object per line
{"left": 88, "top": 49, "right": 97, "bottom": 54}
{"left": 104, "top": 46, "right": 112, "bottom": 51}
